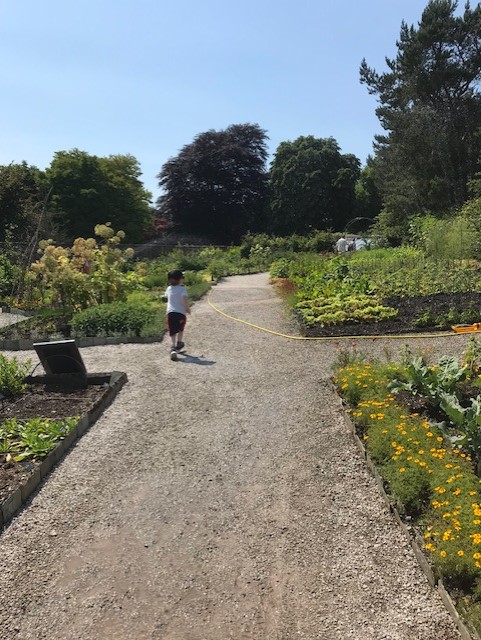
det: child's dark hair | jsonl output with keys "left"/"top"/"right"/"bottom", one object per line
{"left": 168, "top": 269, "right": 184, "bottom": 283}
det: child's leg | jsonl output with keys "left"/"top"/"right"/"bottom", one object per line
{"left": 176, "top": 315, "right": 186, "bottom": 348}
{"left": 170, "top": 333, "right": 177, "bottom": 348}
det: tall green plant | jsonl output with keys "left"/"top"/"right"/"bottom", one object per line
{"left": 0, "top": 354, "right": 30, "bottom": 397}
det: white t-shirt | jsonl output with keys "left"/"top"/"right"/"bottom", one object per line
{"left": 165, "top": 285, "right": 188, "bottom": 314}
{"left": 336, "top": 237, "right": 347, "bottom": 253}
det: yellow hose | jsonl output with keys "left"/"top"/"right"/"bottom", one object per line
{"left": 207, "top": 294, "right": 472, "bottom": 342}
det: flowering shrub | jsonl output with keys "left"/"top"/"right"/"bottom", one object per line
{"left": 27, "top": 223, "right": 140, "bottom": 311}
{"left": 334, "top": 359, "right": 481, "bottom": 593}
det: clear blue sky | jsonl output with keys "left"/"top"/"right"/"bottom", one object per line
{"left": 1, "top": 0, "right": 447, "bottom": 203}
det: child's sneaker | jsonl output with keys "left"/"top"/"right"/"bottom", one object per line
{"left": 170, "top": 349, "right": 178, "bottom": 361}
{"left": 175, "top": 341, "right": 185, "bottom": 351}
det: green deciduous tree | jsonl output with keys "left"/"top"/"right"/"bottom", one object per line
{"left": 269, "top": 136, "right": 360, "bottom": 234}
{"left": 360, "top": 0, "right": 481, "bottom": 234}
{"left": 157, "top": 123, "right": 269, "bottom": 243}
{"left": 46, "top": 149, "right": 152, "bottom": 243}
{"left": 354, "top": 164, "right": 382, "bottom": 221}
{"left": 0, "top": 162, "right": 46, "bottom": 243}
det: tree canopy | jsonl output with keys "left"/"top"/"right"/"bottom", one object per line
{"left": 269, "top": 136, "right": 360, "bottom": 234}
{"left": 360, "top": 0, "right": 481, "bottom": 229}
{"left": 157, "top": 123, "right": 269, "bottom": 243}
{"left": 46, "top": 150, "right": 152, "bottom": 243}
{"left": 0, "top": 162, "right": 46, "bottom": 243}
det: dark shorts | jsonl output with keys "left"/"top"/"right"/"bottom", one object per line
{"left": 167, "top": 312, "right": 186, "bottom": 336}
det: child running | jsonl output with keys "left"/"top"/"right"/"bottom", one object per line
{"left": 164, "top": 269, "right": 191, "bottom": 360}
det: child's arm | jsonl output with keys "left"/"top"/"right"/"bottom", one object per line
{"left": 182, "top": 294, "right": 191, "bottom": 314}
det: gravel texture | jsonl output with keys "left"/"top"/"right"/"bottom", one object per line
{"left": 0, "top": 273, "right": 469, "bottom": 639}
{"left": 0, "top": 309, "right": 28, "bottom": 328}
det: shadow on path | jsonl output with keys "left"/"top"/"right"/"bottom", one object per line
{"left": 176, "top": 353, "right": 216, "bottom": 366}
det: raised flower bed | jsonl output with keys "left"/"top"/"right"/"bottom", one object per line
{"left": 0, "top": 370, "right": 127, "bottom": 528}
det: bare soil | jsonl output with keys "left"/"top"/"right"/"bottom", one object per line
{"left": 0, "top": 384, "right": 107, "bottom": 503}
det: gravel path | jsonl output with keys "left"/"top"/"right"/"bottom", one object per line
{"left": 0, "top": 309, "right": 28, "bottom": 328}
{"left": 0, "top": 273, "right": 469, "bottom": 639}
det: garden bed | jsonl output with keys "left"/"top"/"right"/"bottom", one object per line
{"left": 300, "top": 292, "right": 481, "bottom": 337}
{"left": 332, "top": 382, "right": 479, "bottom": 640}
{"left": 333, "top": 346, "right": 481, "bottom": 638}
{"left": 0, "top": 371, "right": 127, "bottom": 526}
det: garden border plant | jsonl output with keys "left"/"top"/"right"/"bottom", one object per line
{"left": 330, "top": 381, "right": 478, "bottom": 640}
{"left": 333, "top": 346, "right": 481, "bottom": 638}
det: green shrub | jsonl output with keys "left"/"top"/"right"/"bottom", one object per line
{"left": 72, "top": 301, "right": 157, "bottom": 337}
{"left": 0, "top": 255, "right": 19, "bottom": 298}
{"left": 0, "top": 354, "right": 30, "bottom": 397}
{"left": 270, "top": 258, "right": 291, "bottom": 279}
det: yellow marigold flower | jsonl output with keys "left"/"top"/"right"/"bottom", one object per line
{"left": 453, "top": 489, "right": 461, "bottom": 496}
{"left": 458, "top": 550, "right": 465, "bottom": 556}
{"left": 425, "top": 543, "right": 435, "bottom": 552}
{"left": 440, "top": 550, "right": 447, "bottom": 557}
{"left": 469, "top": 491, "right": 477, "bottom": 496}
{"left": 399, "top": 467, "right": 406, "bottom": 473}
{"left": 474, "top": 520, "right": 481, "bottom": 525}
{"left": 437, "top": 436, "right": 443, "bottom": 442}
{"left": 476, "top": 561, "right": 481, "bottom": 568}
{"left": 426, "top": 432, "right": 433, "bottom": 437}
{"left": 473, "top": 553, "right": 481, "bottom": 560}
{"left": 445, "top": 464, "right": 453, "bottom": 469}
